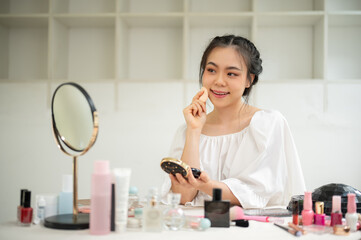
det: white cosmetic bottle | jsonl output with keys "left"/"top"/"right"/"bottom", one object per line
{"left": 58, "top": 175, "right": 73, "bottom": 214}
{"left": 345, "top": 193, "right": 358, "bottom": 232}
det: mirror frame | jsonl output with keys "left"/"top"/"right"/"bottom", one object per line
{"left": 51, "top": 82, "right": 99, "bottom": 156}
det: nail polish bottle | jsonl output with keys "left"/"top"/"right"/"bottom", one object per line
{"left": 90, "top": 160, "right": 111, "bottom": 235}
{"left": 330, "top": 195, "right": 342, "bottom": 226}
{"left": 20, "top": 190, "right": 33, "bottom": 226}
{"left": 301, "top": 191, "right": 314, "bottom": 226}
{"left": 314, "top": 202, "right": 325, "bottom": 225}
{"left": 17, "top": 189, "right": 27, "bottom": 223}
{"left": 204, "top": 188, "right": 230, "bottom": 228}
{"left": 292, "top": 200, "right": 299, "bottom": 225}
{"left": 345, "top": 193, "right": 358, "bottom": 232}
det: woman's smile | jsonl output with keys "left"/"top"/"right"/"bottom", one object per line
{"left": 210, "top": 89, "right": 230, "bottom": 98}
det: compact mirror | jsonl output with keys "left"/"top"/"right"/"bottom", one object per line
{"left": 45, "top": 82, "right": 98, "bottom": 230}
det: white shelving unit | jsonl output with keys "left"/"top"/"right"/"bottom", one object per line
{"left": 0, "top": 0, "right": 360, "bottom": 94}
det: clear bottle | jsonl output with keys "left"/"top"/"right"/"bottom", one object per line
{"left": 58, "top": 174, "right": 73, "bottom": 214}
{"left": 163, "top": 193, "right": 185, "bottom": 231}
{"left": 143, "top": 187, "right": 163, "bottom": 232}
{"left": 128, "top": 186, "right": 143, "bottom": 217}
{"left": 34, "top": 196, "right": 46, "bottom": 225}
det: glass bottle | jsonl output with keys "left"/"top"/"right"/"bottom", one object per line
{"left": 143, "top": 187, "right": 163, "bottom": 232}
{"left": 128, "top": 186, "right": 143, "bottom": 217}
{"left": 163, "top": 193, "right": 185, "bottom": 231}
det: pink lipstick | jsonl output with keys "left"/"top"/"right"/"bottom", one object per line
{"left": 210, "top": 89, "right": 229, "bottom": 98}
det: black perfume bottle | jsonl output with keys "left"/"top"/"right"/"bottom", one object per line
{"left": 204, "top": 188, "right": 230, "bottom": 227}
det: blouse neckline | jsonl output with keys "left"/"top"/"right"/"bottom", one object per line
{"left": 200, "top": 109, "right": 264, "bottom": 138}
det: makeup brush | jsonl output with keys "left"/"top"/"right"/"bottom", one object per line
{"left": 230, "top": 206, "right": 284, "bottom": 224}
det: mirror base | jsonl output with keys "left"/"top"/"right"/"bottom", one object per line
{"left": 44, "top": 213, "right": 89, "bottom": 230}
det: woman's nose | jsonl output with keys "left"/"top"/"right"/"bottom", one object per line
{"left": 214, "top": 73, "right": 226, "bottom": 86}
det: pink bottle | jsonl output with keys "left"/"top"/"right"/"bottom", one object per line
{"left": 346, "top": 193, "right": 358, "bottom": 232}
{"left": 330, "top": 195, "right": 342, "bottom": 226}
{"left": 90, "top": 160, "right": 111, "bottom": 235}
{"left": 302, "top": 191, "right": 314, "bottom": 226}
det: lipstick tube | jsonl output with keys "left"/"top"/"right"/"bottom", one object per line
{"left": 292, "top": 200, "right": 299, "bottom": 225}
{"left": 314, "top": 202, "right": 325, "bottom": 226}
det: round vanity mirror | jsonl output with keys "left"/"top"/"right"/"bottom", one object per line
{"left": 52, "top": 82, "right": 98, "bottom": 153}
{"left": 45, "top": 82, "right": 98, "bottom": 230}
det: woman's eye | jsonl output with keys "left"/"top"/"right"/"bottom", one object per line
{"left": 207, "top": 68, "right": 215, "bottom": 73}
{"left": 228, "top": 72, "right": 238, "bottom": 77}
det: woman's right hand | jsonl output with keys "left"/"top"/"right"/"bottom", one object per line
{"left": 183, "top": 88, "right": 208, "bottom": 131}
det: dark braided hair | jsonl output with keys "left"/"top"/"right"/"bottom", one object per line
{"left": 199, "top": 35, "right": 263, "bottom": 102}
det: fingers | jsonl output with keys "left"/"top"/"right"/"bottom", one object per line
{"left": 192, "top": 89, "right": 205, "bottom": 102}
{"left": 190, "top": 100, "right": 206, "bottom": 117}
{"left": 199, "top": 171, "right": 210, "bottom": 182}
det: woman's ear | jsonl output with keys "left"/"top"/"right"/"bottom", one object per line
{"left": 246, "top": 74, "right": 255, "bottom": 88}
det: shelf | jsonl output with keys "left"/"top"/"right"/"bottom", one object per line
{"left": 327, "top": 15, "right": 361, "bottom": 80}
{"left": 325, "top": 0, "right": 361, "bottom": 11}
{"left": 0, "top": 0, "right": 49, "bottom": 14}
{"left": 189, "top": 0, "right": 252, "bottom": 13}
{"left": 255, "top": 0, "right": 324, "bottom": 12}
{"left": 256, "top": 15, "right": 324, "bottom": 80}
{"left": 52, "top": 0, "right": 116, "bottom": 14}
{"left": 0, "top": 17, "right": 48, "bottom": 81}
{"left": 118, "top": 0, "right": 183, "bottom": 13}
{"left": 52, "top": 17, "right": 115, "bottom": 80}
{"left": 187, "top": 15, "right": 252, "bottom": 80}
{"left": 118, "top": 16, "right": 183, "bottom": 80}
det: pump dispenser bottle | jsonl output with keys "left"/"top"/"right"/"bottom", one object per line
{"left": 346, "top": 193, "right": 358, "bottom": 232}
{"left": 143, "top": 187, "right": 163, "bottom": 232}
{"left": 90, "top": 160, "right": 111, "bottom": 235}
{"left": 301, "top": 191, "right": 314, "bottom": 226}
{"left": 330, "top": 195, "right": 342, "bottom": 226}
{"left": 58, "top": 174, "right": 73, "bottom": 214}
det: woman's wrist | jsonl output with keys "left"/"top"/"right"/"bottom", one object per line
{"left": 186, "top": 126, "right": 202, "bottom": 135}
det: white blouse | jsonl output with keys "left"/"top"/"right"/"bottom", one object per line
{"left": 161, "top": 109, "right": 306, "bottom": 208}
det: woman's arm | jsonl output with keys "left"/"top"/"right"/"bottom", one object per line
{"left": 170, "top": 89, "right": 208, "bottom": 204}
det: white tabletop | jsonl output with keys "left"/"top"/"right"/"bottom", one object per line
{"left": 1, "top": 207, "right": 360, "bottom": 240}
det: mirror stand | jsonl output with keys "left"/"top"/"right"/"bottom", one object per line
{"left": 44, "top": 82, "right": 98, "bottom": 230}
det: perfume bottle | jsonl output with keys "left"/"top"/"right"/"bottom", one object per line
{"left": 301, "top": 191, "right": 314, "bottom": 226}
{"left": 163, "top": 193, "right": 185, "bottom": 231}
{"left": 204, "top": 188, "right": 230, "bottom": 227}
{"left": 314, "top": 202, "right": 326, "bottom": 225}
{"left": 143, "top": 187, "right": 163, "bottom": 232}
{"left": 330, "top": 195, "right": 342, "bottom": 226}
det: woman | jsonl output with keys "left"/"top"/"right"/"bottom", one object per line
{"left": 161, "top": 35, "right": 305, "bottom": 208}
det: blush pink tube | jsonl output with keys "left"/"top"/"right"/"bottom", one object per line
{"left": 302, "top": 191, "right": 314, "bottom": 226}
{"left": 90, "top": 160, "right": 111, "bottom": 235}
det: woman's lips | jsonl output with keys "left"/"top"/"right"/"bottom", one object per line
{"left": 210, "top": 89, "right": 230, "bottom": 98}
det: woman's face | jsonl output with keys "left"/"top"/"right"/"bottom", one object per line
{"left": 202, "top": 46, "right": 251, "bottom": 109}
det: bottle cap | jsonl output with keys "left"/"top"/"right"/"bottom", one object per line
{"left": 213, "top": 188, "right": 222, "bottom": 201}
{"left": 20, "top": 189, "right": 28, "bottom": 206}
{"left": 303, "top": 191, "right": 312, "bottom": 211}
{"left": 93, "top": 160, "right": 110, "bottom": 174}
{"left": 200, "top": 218, "right": 211, "bottom": 230}
{"left": 38, "top": 196, "right": 46, "bottom": 207}
{"left": 62, "top": 174, "right": 73, "bottom": 192}
{"left": 129, "top": 186, "right": 138, "bottom": 195}
{"left": 315, "top": 202, "right": 324, "bottom": 214}
{"left": 347, "top": 193, "right": 356, "bottom": 213}
{"left": 332, "top": 195, "right": 341, "bottom": 213}
{"left": 24, "top": 191, "right": 31, "bottom": 208}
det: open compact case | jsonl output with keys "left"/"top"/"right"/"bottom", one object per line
{"left": 160, "top": 158, "right": 201, "bottom": 179}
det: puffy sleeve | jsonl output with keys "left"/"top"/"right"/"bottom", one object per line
{"left": 160, "top": 124, "right": 187, "bottom": 202}
{"left": 222, "top": 110, "right": 306, "bottom": 208}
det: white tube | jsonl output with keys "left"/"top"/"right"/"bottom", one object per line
{"left": 113, "top": 168, "right": 131, "bottom": 232}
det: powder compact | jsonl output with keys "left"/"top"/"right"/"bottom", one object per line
{"left": 160, "top": 158, "right": 201, "bottom": 179}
